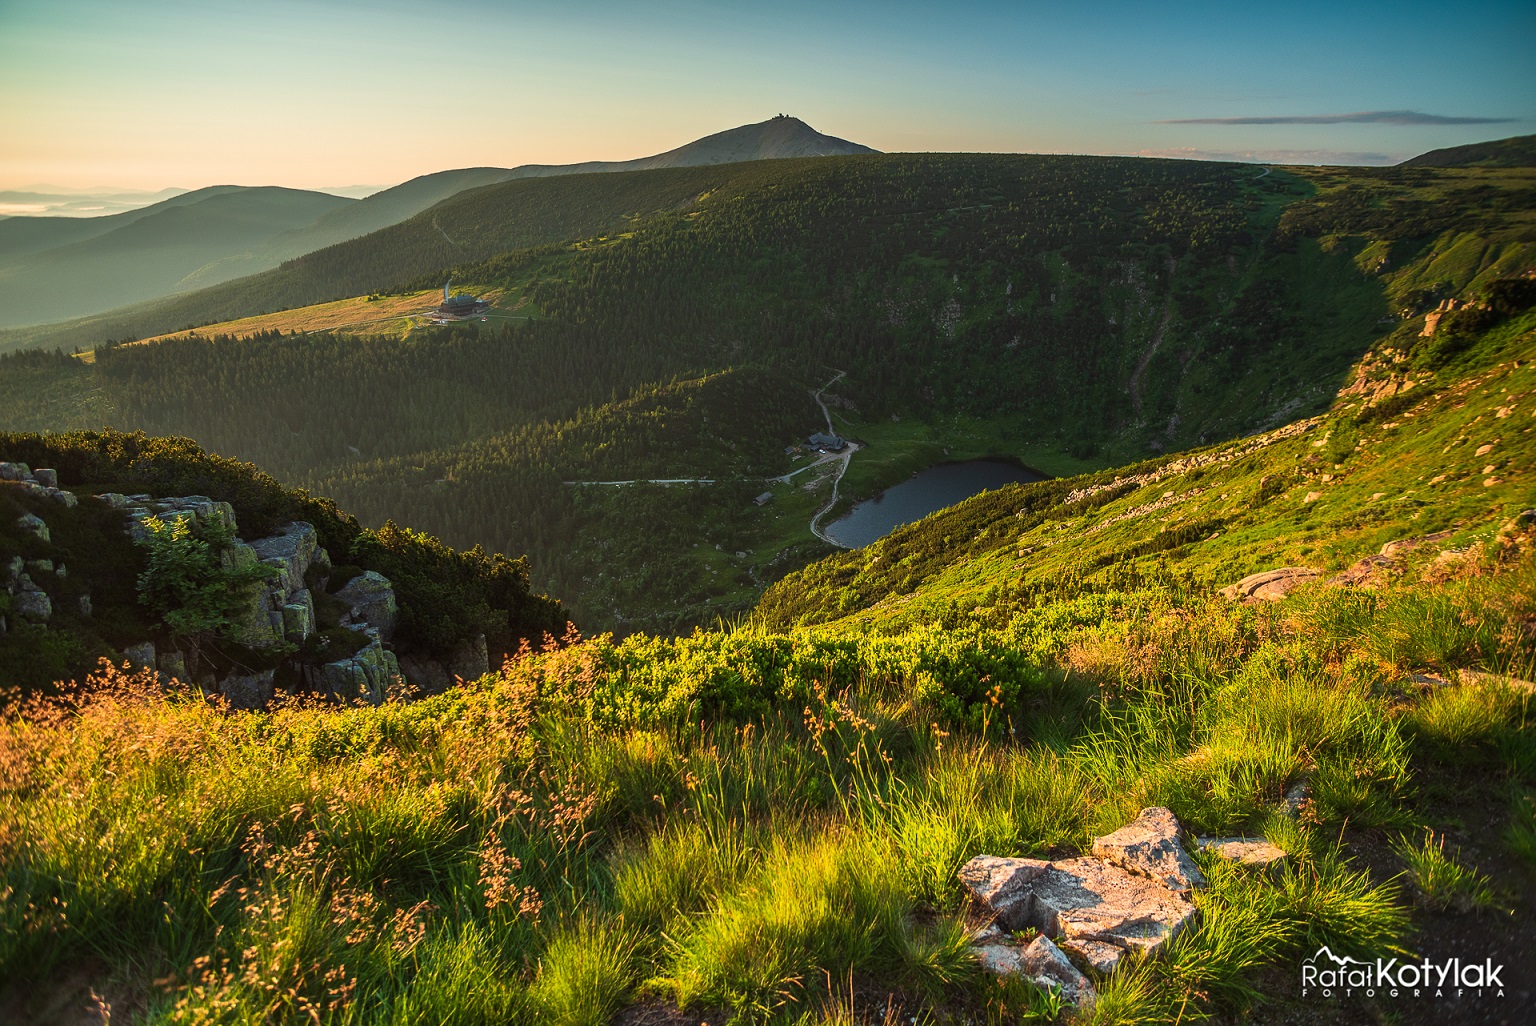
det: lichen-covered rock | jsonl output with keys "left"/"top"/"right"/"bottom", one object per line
{"left": 250, "top": 523, "right": 319, "bottom": 594}
{"left": 281, "top": 601, "right": 313, "bottom": 643}
{"left": 1061, "top": 937, "right": 1124, "bottom": 974}
{"left": 1219, "top": 567, "right": 1319, "bottom": 602}
{"left": 335, "top": 571, "right": 397, "bottom": 641}
{"left": 1091, "top": 807, "right": 1205, "bottom": 897}
{"left": 1026, "top": 858, "right": 1198, "bottom": 954}
{"left": 221, "top": 669, "right": 275, "bottom": 710}
{"left": 14, "top": 587, "right": 52, "bottom": 622}
{"left": 228, "top": 584, "right": 283, "bottom": 649}
{"left": 33, "top": 468, "right": 58, "bottom": 488}
{"left": 124, "top": 641, "right": 156, "bottom": 670}
{"left": 16, "top": 512, "right": 50, "bottom": 543}
{"left": 1196, "top": 837, "right": 1287, "bottom": 871}
{"left": 46, "top": 488, "right": 77, "bottom": 508}
{"left": 320, "top": 637, "right": 398, "bottom": 704}
{"left": 0, "top": 462, "right": 32, "bottom": 481}
{"left": 974, "top": 935, "right": 1096, "bottom": 1008}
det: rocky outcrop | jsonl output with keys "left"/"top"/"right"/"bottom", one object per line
{"left": 1, "top": 462, "right": 77, "bottom": 508}
{"left": 960, "top": 807, "right": 1214, "bottom": 992}
{"left": 317, "top": 637, "right": 401, "bottom": 704}
{"left": 1218, "top": 567, "right": 1320, "bottom": 603}
{"left": 104, "top": 493, "right": 408, "bottom": 707}
{"left": 220, "top": 669, "right": 276, "bottom": 710}
{"left": 1091, "top": 806, "right": 1206, "bottom": 897}
{"left": 335, "top": 571, "right": 397, "bottom": 641}
{"left": 448, "top": 633, "right": 490, "bottom": 681}
{"left": 1062, "top": 418, "right": 1319, "bottom": 507}
{"left": 1327, "top": 554, "right": 1400, "bottom": 588}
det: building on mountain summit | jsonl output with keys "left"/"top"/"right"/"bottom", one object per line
{"left": 432, "top": 278, "right": 490, "bottom": 322}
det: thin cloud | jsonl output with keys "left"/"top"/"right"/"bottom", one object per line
{"left": 1135, "top": 147, "right": 1396, "bottom": 166}
{"left": 1158, "top": 110, "right": 1517, "bottom": 126}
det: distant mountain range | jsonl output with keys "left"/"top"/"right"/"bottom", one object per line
{"left": 0, "top": 116, "right": 874, "bottom": 329}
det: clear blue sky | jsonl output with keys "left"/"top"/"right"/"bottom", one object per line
{"left": 1, "top": 0, "right": 1530, "bottom": 191}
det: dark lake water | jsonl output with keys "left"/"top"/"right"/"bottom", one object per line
{"left": 823, "top": 459, "right": 1046, "bottom": 548}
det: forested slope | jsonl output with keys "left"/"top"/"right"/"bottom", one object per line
{"left": 2, "top": 157, "right": 1532, "bottom": 630}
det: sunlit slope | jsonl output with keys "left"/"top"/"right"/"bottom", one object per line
{"left": 758, "top": 299, "right": 1536, "bottom": 631}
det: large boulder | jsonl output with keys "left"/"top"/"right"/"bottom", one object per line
{"left": 320, "top": 637, "right": 399, "bottom": 704}
{"left": 14, "top": 585, "right": 52, "bottom": 622}
{"left": 1091, "top": 807, "right": 1205, "bottom": 897}
{"left": 1218, "top": 567, "right": 1319, "bottom": 602}
{"left": 959, "top": 855, "right": 1198, "bottom": 966}
{"left": 15, "top": 513, "right": 50, "bottom": 543}
{"left": 33, "top": 468, "right": 58, "bottom": 488}
{"left": 335, "top": 571, "right": 398, "bottom": 641}
{"left": 220, "top": 669, "right": 275, "bottom": 710}
{"left": 397, "top": 653, "right": 451, "bottom": 692}
{"left": 957, "top": 855, "right": 1050, "bottom": 930}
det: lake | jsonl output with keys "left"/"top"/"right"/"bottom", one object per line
{"left": 822, "top": 458, "right": 1046, "bottom": 548}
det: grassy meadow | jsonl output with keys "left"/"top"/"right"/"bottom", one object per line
{"left": 3, "top": 542, "right": 1532, "bottom": 1023}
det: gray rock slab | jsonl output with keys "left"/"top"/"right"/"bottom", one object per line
{"left": 15, "top": 589, "right": 52, "bottom": 621}
{"left": 250, "top": 522, "right": 318, "bottom": 592}
{"left": 1091, "top": 806, "right": 1205, "bottom": 896}
{"left": 1027, "top": 857, "right": 1197, "bottom": 953}
{"left": 1061, "top": 937, "right": 1124, "bottom": 974}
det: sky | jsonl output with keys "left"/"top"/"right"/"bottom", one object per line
{"left": 0, "top": 0, "right": 1531, "bottom": 195}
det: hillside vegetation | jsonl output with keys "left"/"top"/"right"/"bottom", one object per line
{"left": 0, "top": 118, "right": 871, "bottom": 344}
{"left": 1, "top": 155, "right": 1532, "bottom": 631}
{"left": 0, "top": 188, "right": 356, "bottom": 328}
{"left": 2, "top": 294, "right": 1533, "bottom": 1025}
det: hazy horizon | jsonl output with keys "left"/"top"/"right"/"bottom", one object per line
{"left": 1, "top": 0, "right": 1531, "bottom": 195}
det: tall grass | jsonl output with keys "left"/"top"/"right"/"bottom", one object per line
{"left": 3, "top": 551, "right": 1532, "bottom": 1022}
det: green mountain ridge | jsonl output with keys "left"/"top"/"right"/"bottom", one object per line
{"left": 0, "top": 117, "right": 873, "bottom": 337}
{"left": 2, "top": 153, "right": 1532, "bottom": 631}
